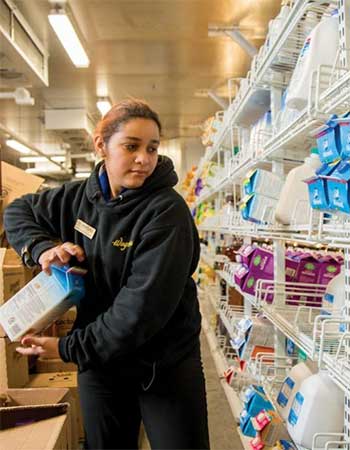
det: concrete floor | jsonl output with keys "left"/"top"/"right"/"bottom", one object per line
{"left": 201, "top": 333, "right": 244, "bottom": 450}
{"left": 140, "top": 333, "right": 243, "bottom": 450}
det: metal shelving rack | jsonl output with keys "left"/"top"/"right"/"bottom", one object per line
{"left": 195, "top": 1, "right": 350, "bottom": 448}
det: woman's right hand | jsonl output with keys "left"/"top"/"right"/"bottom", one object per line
{"left": 38, "top": 242, "right": 85, "bottom": 275}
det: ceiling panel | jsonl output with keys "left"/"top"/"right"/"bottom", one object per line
{"left": 0, "top": 0, "right": 281, "bottom": 174}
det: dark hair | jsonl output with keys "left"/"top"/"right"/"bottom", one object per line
{"left": 94, "top": 99, "right": 162, "bottom": 144}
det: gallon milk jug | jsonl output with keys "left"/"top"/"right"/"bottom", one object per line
{"left": 322, "top": 266, "right": 345, "bottom": 316}
{"left": 276, "top": 362, "right": 313, "bottom": 421}
{"left": 286, "top": 11, "right": 339, "bottom": 111}
{"left": 287, "top": 372, "right": 344, "bottom": 449}
{"left": 275, "top": 151, "right": 321, "bottom": 224}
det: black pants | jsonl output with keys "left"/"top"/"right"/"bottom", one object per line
{"left": 78, "top": 345, "right": 210, "bottom": 450}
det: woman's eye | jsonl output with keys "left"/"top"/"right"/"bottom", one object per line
{"left": 148, "top": 147, "right": 158, "bottom": 153}
{"left": 125, "top": 144, "right": 137, "bottom": 151}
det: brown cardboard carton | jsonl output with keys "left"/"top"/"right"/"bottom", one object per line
{"left": 228, "top": 286, "right": 244, "bottom": 306}
{"left": 27, "top": 372, "right": 83, "bottom": 443}
{"left": 0, "top": 387, "right": 75, "bottom": 449}
{"left": 0, "top": 337, "right": 28, "bottom": 389}
{"left": 0, "top": 162, "right": 44, "bottom": 234}
{"left": 0, "top": 413, "right": 70, "bottom": 449}
{"left": 53, "top": 308, "right": 77, "bottom": 337}
{"left": 260, "top": 410, "right": 290, "bottom": 446}
{"left": 36, "top": 358, "right": 77, "bottom": 374}
{"left": 0, "top": 248, "right": 34, "bottom": 308}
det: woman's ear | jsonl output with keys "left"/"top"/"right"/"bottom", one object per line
{"left": 94, "top": 135, "right": 107, "bottom": 159}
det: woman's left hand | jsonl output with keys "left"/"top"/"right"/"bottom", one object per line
{"left": 16, "top": 335, "right": 60, "bottom": 359}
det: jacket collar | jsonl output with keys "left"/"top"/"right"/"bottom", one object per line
{"left": 86, "top": 155, "right": 178, "bottom": 207}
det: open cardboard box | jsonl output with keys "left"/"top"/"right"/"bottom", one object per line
{"left": 0, "top": 412, "right": 70, "bottom": 450}
{"left": 27, "top": 372, "right": 82, "bottom": 444}
{"left": 0, "top": 387, "right": 77, "bottom": 449}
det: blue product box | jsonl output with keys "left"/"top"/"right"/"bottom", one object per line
{"left": 316, "top": 116, "right": 340, "bottom": 163}
{"left": 246, "top": 391, "right": 273, "bottom": 417}
{"left": 240, "top": 193, "right": 277, "bottom": 224}
{"left": 338, "top": 120, "right": 350, "bottom": 159}
{"left": 304, "top": 162, "right": 339, "bottom": 210}
{"left": 239, "top": 410, "right": 257, "bottom": 438}
{"left": 327, "top": 160, "right": 350, "bottom": 213}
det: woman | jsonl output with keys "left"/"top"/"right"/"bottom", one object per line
{"left": 4, "top": 99, "right": 210, "bottom": 450}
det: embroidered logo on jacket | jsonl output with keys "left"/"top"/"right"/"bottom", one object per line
{"left": 112, "top": 237, "right": 134, "bottom": 251}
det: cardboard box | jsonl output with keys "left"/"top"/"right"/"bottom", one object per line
{"left": 228, "top": 286, "right": 243, "bottom": 306}
{"left": 0, "top": 265, "right": 85, "bottom": 341}
{"left": 0, "top": 413, "right": 70, "bottom": 449}
{"left": 0, "top": 387, "right": 75, "bottom": 449}
{"left": 53, "top": 308, "right": 77, "bottom": 337}
{"left": 27, "top": 372, "right": 83, "bottom": 443}
{"left": 35, "top": 358, "right": 77, "bottom": 374}
{"left": 0, "top": 248, "right": 33, "bottom": 308}
{"left": 260, "top": 410, "right": 290, "bottom": 446}
{"left": 0, "top": 337, "right": 29, "bottom": 389}
{"left": 0, "top": 162, "right": 44, "bottom": 234}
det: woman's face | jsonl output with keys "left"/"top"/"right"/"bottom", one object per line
{"left": 95, "top": 118, "right": 160, "bottom": 196}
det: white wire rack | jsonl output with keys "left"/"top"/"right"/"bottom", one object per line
{"left": 312, "top": 432, "right": 350, "bottom": 450}
{"left": 255, "top": 279, "right": 348, "bottom": 365}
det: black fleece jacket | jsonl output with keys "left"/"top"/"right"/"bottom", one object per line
{"left": 4, "top": 156, "right": 201, "bottom": 373}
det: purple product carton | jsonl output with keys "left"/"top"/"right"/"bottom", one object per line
{"left": 285, "top": 257, "right": 299, "bottom": 282}
{"left": 241, "top": 270, "right": 274, "bottom": 302}
{"left": 317, "top": 255, "right": 342, "bottom": 285}
{"left": 288, "top": 253, "right": 322, "bottom": 306}
{"left": 248, "top": 247, "right": 274, "bottom": 276}
{"left": 237, "top": 244, "right": 257, "bottom": 266}
{"left": 234, "top": 264, "right": 250, "bottom": 290}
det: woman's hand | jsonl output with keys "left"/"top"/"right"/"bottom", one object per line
{"left": 16, "top": 335, "right": 61, "bottom": 359}
{"left": 39, "top": 242, "right": 85, "bottom": 274}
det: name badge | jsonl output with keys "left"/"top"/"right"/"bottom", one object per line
{"left": 74, "top": 219, "right": 96, "bottom": 239}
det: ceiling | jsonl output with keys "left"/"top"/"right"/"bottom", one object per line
{"left": 0, "top": 0, "right": 281, "bottom": 179}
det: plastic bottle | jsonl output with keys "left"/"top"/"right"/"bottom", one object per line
{"left": 322, "top": 266, "right": 345, "bottom": 315}
{"left": 268, "top": 2, "right": 292, "bottom": 49}
{"left": 275, "top": 149, "right": 321, "bottom": 224}
{"left": 287, "top": 372, "right": 344, "bottom": 449}
{"left": 276, "top": 362, "right": 313, "bottom": 421}
{"left": 286, "top": 11, "right": 339, "bottom": 111}
{"left": 221, "top": 193, "right": 235, "bottom": 228}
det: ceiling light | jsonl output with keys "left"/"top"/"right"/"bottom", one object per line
{"left": 6, "top": 139, "right": 32, "bottom": 154}
{"left": 19, "top": 156, "right": 66, "bottom": 163}
{"left": 48, "top": 8, "right": 89, "bottom": 68}
{"left": 75, "top": 172, "right": 90, "bottom": 178}
{"left": 96, "top": 98, "right": 112, "bottom": 116}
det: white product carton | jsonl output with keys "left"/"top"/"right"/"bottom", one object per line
{"left": 0, "top": 265, "right": 86, "bottom": 341}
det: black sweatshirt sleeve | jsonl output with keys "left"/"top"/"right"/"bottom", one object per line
{"left": 58, "top": 223, "right": 195, "bottom": 370}
{"left": 4, "top": 186, "right": 70, "bottom": 263}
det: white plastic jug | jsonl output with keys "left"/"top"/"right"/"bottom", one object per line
{"left": 286, "top": 13, "right": 339, "bottom": 111}
{"left": 276, "top": 362, "right": 314, "bottom": 421}
{"left": 287, "top": 372, "right": 344, "bottom": 449}
{"left": 268, "top": 4, "right": 291, "bottom": 49}
{"left": 275, "top": 153, "right": 321, "bottom": 224}
{"left": 322, "top": 266, "right": 345, "bottom": 315}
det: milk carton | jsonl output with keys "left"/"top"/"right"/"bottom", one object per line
{"left": 316, "top": 116, "right": 340, "bottom": 163}
{"left": 243, "top": 169, "right": 284, "bottom": 199}
{"left": 305, "top": 161, "right": 339, "bottom": 211}
{"left": 0, "top": 265, "right": 86, "bottom": 341}
{"left": 327, "top": 160, "right": 350, "bottom": 213}
{"left": 240, "top": 193, "right": 278, "bottom": 225}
